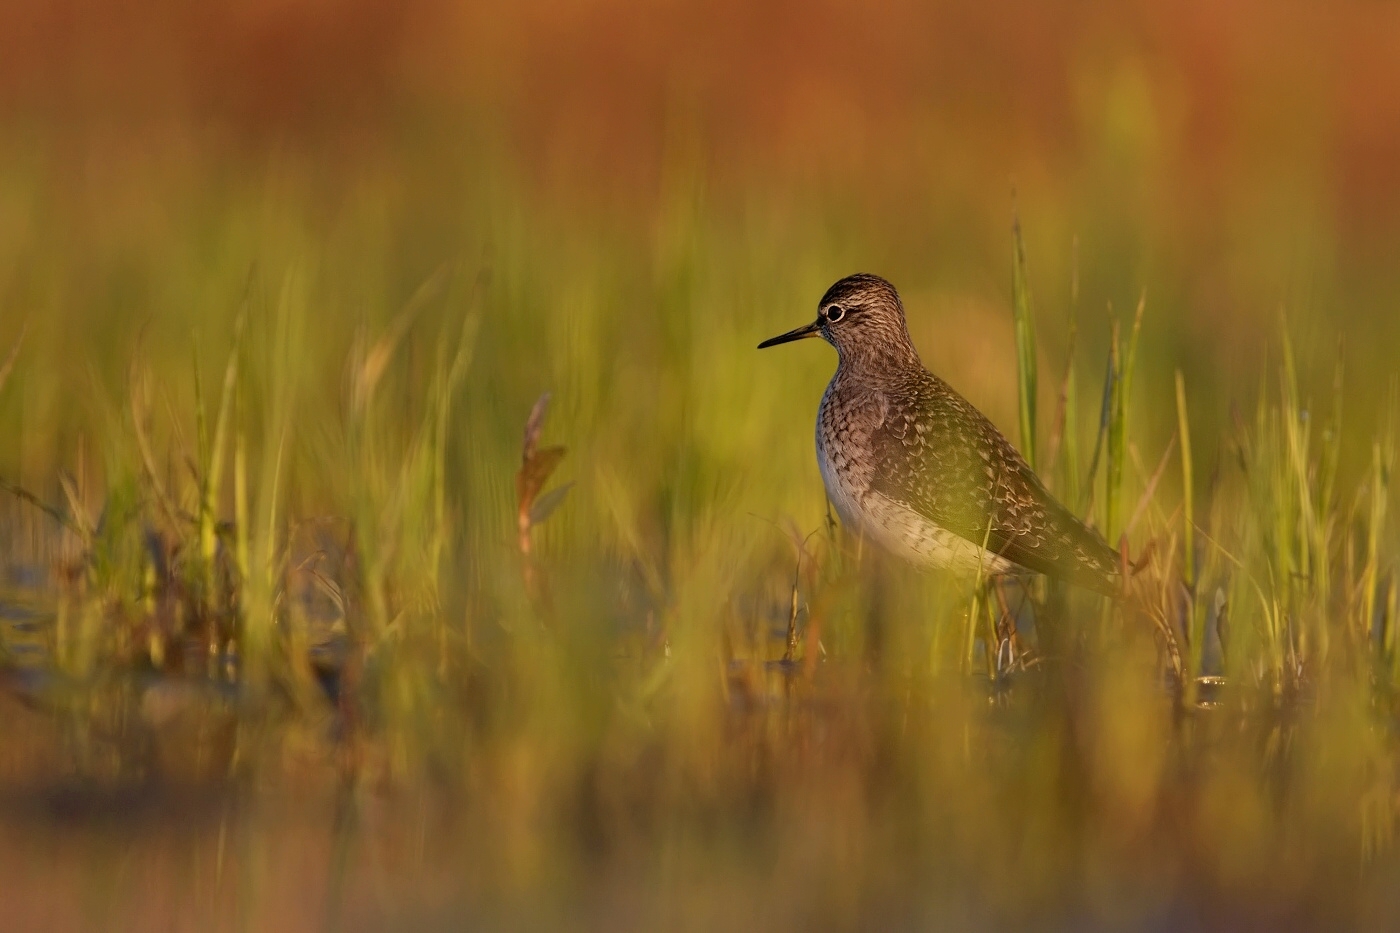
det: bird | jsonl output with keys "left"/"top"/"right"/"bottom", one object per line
{"left": 758, "top": 273, "right": 1121, "bottom": 596}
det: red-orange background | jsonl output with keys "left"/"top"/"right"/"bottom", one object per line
{"left": 2, "top": 1, "right": 1399, "bottom": 384}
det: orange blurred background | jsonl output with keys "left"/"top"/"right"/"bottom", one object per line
{"left": 3, "top": 1, "right": 1396, "bottom": 214}
{"left": 2, "top": 0, "right": 1399, "bottom": 387}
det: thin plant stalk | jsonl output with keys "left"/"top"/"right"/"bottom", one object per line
{"left": 1012, "top": 210, "right": 1038, "bottom": 471}
{"left": 1176, "top": 370, "right": 1205, "bottom": 705}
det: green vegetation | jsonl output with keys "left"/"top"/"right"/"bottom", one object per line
{"left": 0, "top": 154, "right": 1398, "bottom": 930}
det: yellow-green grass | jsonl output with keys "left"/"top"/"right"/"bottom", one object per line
{"left": 0, "top": 153, "right": 1398, "bottom": 931}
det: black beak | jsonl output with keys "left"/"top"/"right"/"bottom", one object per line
{"left": 757, "top": 319, "right": 822, "bottom": 349}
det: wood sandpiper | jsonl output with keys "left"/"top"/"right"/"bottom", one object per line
{"left": 759, "top": 273, "right": 1121, "bottom": 595}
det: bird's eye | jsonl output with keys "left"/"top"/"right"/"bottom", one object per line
{"left": 825, "top": 305, "right": 846, "bottom": 323}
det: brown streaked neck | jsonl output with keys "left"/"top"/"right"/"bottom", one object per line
{"left": 832, "top": 331, "right": 923, "bottom": 383}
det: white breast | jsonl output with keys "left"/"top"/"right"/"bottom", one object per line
{"left": 855, "top": 490, "right": 1017, "bottom": 577}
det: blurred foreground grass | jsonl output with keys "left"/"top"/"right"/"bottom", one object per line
{"left": 0, "top": 152, "right": 1399, "bottom": 932}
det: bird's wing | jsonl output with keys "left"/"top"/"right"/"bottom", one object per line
{"left": 866, "top": 374, "right": 1121, "bottom": 594}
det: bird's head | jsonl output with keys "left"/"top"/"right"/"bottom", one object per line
{"left": 758, "top": 273, "right": 919, "bottom": 369}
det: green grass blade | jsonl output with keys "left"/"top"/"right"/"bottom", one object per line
{"left": 1176, "top": 368, "right": 1206, "bottom": 705}
{"left": 1012, "top": 210, "right": 1038, "bottom": 471}
{"left": 201, "top": 301, "right": 249, "bottom": 571}
{"left": 1081, "top": 329, "right": 1116, "bottom": 523}
{"left": 1364, "top": 440, "right": 1387, "bottom": 641}
{"left": 1106, "top": 293, "right": 1145, "bottom": 541}
{"left": 1176, "top": 369, "right": 1196, "bottom": 593}
{"left": 1061, "top": 322, "right": 1080, "bottom": 507}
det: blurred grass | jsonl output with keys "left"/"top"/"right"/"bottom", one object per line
{"left": 0, "top": 147, "right": 1396, "bottom": 930}
{"left": 2, "top": 3, "right": 1400, "bottom": 927}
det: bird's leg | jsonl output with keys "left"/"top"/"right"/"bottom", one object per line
{"left": 990, "top": 576, "right": 1023, "bottom": 673}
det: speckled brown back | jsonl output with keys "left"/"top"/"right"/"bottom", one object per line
{"left": 858, "top": 368, "right": 1121, "bottom": 594}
